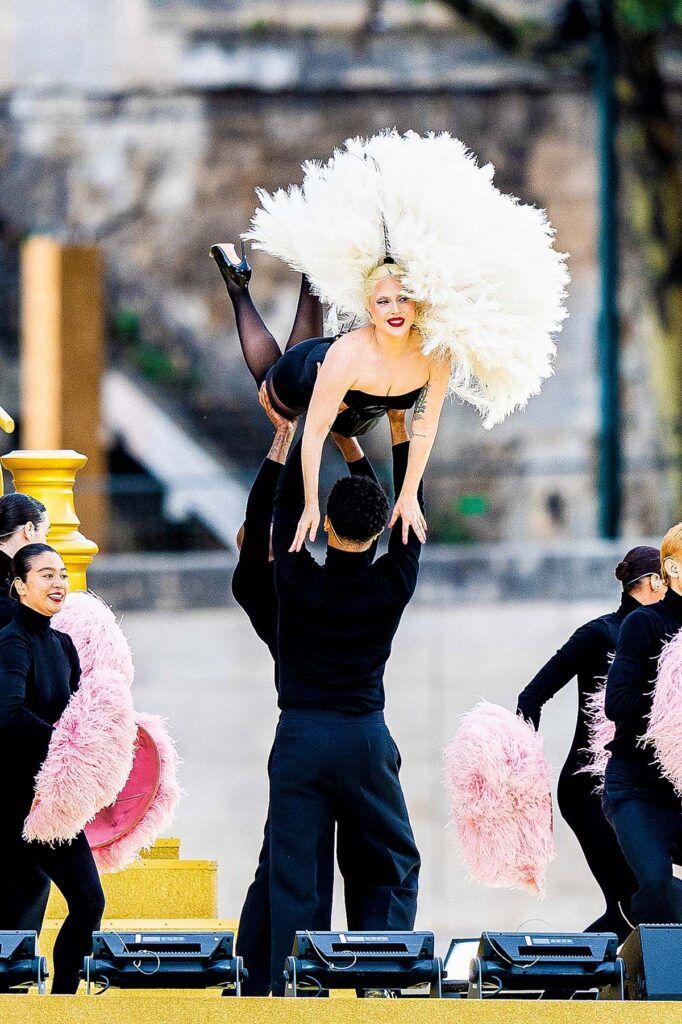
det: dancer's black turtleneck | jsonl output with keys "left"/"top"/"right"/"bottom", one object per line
{"left": 518, "top": 591, "right": 640, "bottom": 767}
{"left": 273, "top": 440, "right": 423, "bottom": 713}
{"left": 0, "top": 602, "right": 80, "bottom": 815}
{"left": 606, "top": 588, "right": 682, "bottom": 779}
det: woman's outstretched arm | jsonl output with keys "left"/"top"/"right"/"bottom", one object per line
{"left": 290, "top": 341, "right": 357, "bottom": 552}
{"left": 390, "top": 357, "right": 450, "bottom": 544}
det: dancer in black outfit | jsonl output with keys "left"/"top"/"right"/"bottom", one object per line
{"left": 267, "top": 430, "right": 422, "bottom": 995}
{"left": 232, "top": 388, "right": 386, "bottom": 994}
{"left": 517, "top": 546, "right": 664, "bottom": 940}
{"left": 604, "top": 527, "right": 682, "bottom": 925}
{"left": 210, "top": 245, "right": 423, "bottom": 439}
{"left": 0, "top": 494, "right": 52, "bottom": 937}
{"left": 0, "top": 493, "right": 50, "bottom": 628}
{"left": 0, "top": 544, "right": 105, "bottom": 994}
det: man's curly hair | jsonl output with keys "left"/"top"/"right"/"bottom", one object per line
{"left": 326, "top": 475, "right": 390, "bottom": 543}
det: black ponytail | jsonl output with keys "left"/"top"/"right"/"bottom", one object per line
{"left": 0, "top": 493, "right": 47, "bottom": 542}
{"left": 9, "top": 543, "right": 58, "bottom": 600}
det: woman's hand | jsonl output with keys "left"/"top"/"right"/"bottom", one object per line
{"left": 290, "top": 504, "right": 321, "bottom": 552}
{"left": 389, "top": 492, "right": 427, "bottom": 544}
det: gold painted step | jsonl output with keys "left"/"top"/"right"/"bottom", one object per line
{"left": 45, "top": 840, "right": 217, "bottom": 920}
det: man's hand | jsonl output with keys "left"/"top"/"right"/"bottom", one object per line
{"left": 259, "top": 382, "right": 296, "bottom": 433}
{"left": 260, "top": 383, "right": 297, "bottom": 464}
{"left": 332, "top": 432, "right": 364, "bottom": 463}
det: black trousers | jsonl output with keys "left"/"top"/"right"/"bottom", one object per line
{"left": 236, "top": 808, "right": 334, "bottom": 996}
{"left": 603, "top": 759, "right": 682, "bottom": 926}
{"left": 268, "top": 709, "right": 420, "bottom": 996}
{"left": 558, "top": 762, "right": 637, "bottom": 941}
{"left": 0, "top": 828, "right": 105, "bottom": 994}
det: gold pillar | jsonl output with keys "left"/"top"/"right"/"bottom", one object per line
{"left": 20, "top": 236, "right": 108, "bottom": 546}
{"left": 0, "top": 449, "right": 98, "bottom": 592}
{"left": 0, "top": 405, "right": 14, "bottom": 497}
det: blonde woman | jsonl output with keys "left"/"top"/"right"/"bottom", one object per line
{"left": 212, "top": 131, "right": 568, "bottom": 549}
{"left": 211, "top": 246, "right": 446, "bottom": 548}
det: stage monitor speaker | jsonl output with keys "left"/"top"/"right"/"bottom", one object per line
{"left": 83, "top": 931, "right": 245, "bottom": 995}
{"left": 0, "top": 932, "right": 48, "bottom": 993}
{"left": 606, "top": 925, "right": 682, "bottom": 1001}
{"left": 283, "top": 931, "right": 443, "bottom": 997}
{"left": 468, "top": 931, "right": 624, "bottom": 1000}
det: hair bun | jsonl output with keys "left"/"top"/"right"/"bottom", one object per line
{"left": 614, "top": 560, "right": 629, "bottom": 582}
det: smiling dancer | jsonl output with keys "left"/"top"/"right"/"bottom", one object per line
{"left": 517, "top": 546, "right": 664, "bottom": 940}
{"left": 603, "top": 527, "right": 682, "bottom": 925}
{"left": 212, "top": 130, "right": 568, "bottom": 550}
{"left": 0, "top": 544, "right": 104, "bottom": 994}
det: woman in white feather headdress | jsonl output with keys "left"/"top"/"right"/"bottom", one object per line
{"left": 210, "top": 130, "right": 569, "bottom": 549}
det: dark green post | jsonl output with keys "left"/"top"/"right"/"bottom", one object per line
{"left": 595, "top": 0, "right": 621, "bottom": 538}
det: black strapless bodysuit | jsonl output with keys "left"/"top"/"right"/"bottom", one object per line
{"left": 267, "top": 337, "right": 423, "bottom": 438}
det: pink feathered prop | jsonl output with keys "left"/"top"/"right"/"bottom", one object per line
{"left": 644, "top": 631, "right": 682, "bottom": 797}
{"left": 577, "top": 679, "right": 614, "bottom": 790}
{"left": 86, "top": 713, "right": 182, "bottom": 873}
{"left": 22, "top": 592, "right": 181, "bottom": 871}
{"left": 23, "top": 594, "right": 137, "bottom": 844}
{"left": 443, "top": 701, "right": 554, "bottom": 896}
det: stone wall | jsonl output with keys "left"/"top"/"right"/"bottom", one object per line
{"left": 0, "top": 1, "right": 673, "bottom": 541}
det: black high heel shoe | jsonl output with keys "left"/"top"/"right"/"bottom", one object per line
{"left": 209, "top": 240, "right": 252, "bottom": 292}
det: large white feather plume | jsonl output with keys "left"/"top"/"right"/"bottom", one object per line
{"left": 246, "top": 130, "right": 569, "bottom": 428}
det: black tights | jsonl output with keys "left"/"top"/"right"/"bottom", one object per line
{"left": 0, "top": 830, "right": 105, "bottom": 994}
{"left": 558, "top": 769, "right": 637, "bottom": 943}
{"left": 224, "top": 273, "right": 323, "bottom": 387}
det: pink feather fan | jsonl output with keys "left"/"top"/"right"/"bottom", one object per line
{"left": 644, "top": 630, "right": 682, "bottom": 796}
{"left": 23, "top": 591, "right": 181, "bottom": 871}
{"left": 443, "top": 701, "right": 554, "bottom": 896}
{"left": 23, "top": 594, "right": 136, "bottom": 844}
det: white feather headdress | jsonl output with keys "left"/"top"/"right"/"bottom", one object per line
{"left": 246, "top": 130, "right": 569, "bottom": 428}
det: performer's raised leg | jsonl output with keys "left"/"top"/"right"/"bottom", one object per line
{"left": 284, "top": 274, "right": 323, "bottom": 351}
{"left": 210, "top": 242, "right": 280, "bottom": 386}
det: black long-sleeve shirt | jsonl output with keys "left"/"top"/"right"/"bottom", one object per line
{"left": 273, "top": 440, "right": 423, "bottom": 713}
{"left": 517, "top": 592, "right": 640, "bottom": 772}
{"left": 605, "top": 588, "right": 682, "bottom": 778}
{"left": 231, "top": 452, "right": 379, "bottom": 677}
{"left": 0, "top": 602, "right": 81, "bottom": 817}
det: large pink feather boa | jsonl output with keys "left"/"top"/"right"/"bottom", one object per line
{"left": 443, "top": 701, "right": 554, "bottom": 896}
{"left": 22, "top": 591, "right": 181, "bottom": 871}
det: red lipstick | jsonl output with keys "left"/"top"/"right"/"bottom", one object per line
{"left": 387, "top": 317, "right": 405, "bottom": 327}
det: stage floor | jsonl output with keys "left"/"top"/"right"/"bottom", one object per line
{"left": 1, "top": 994, "right": 681, "bottom": 1024}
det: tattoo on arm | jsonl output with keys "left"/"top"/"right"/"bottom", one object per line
{"left": 413, "top": 383, "right": 429, "bottom": 421}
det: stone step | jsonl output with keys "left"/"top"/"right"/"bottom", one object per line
{"left": 46, "top": 857, "right": 217, "bottom": 920}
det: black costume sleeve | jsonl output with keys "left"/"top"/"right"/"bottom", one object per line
{"left": 517, "top": 621, "right": 602, "bottom": 729}
{"left": 232, "top": 458, "right": 282, "bottom": 605}
{"left": 375, "top": 441, "right": 424, "bottom": 599}
{"left": 273, "top": 440, "right": 317, "bottom": 588}
{"left": 0, "top": 633, "right": 53, "bottom": 761}
{"left": 605, "top": 611, "right": 659, "bottom": 722}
